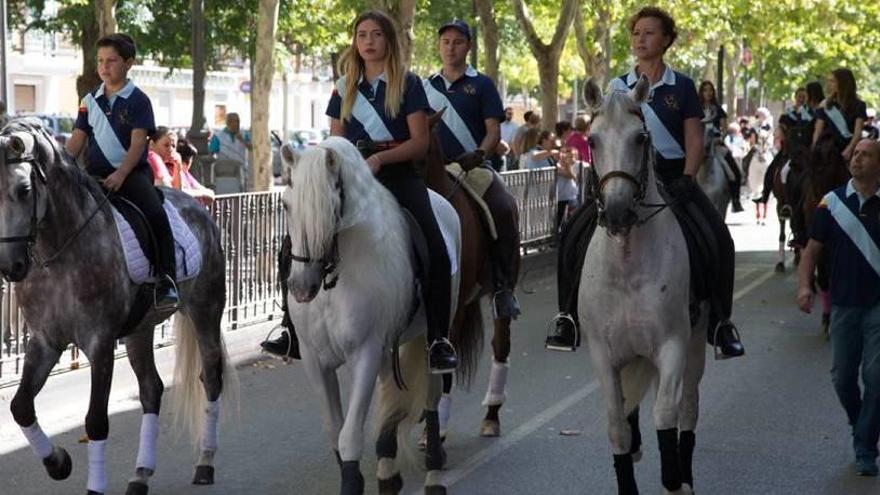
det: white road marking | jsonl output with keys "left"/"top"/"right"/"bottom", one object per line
{"left": 733, "top": 270, "right": 776, "bottom": 302}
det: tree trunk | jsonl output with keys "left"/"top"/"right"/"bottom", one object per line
{"left": 511, "top": 0, "right": 578, "bottom": 128}
{"left": 725, "top": 41, "right": 741, "bottom": 117}
{"left": 701, "top": 39, "right": 719, "bottom": 85}
{"left": 374, "top": 0, "right": 417, "bottom": 69}
{"left": 250, "top": 0, "right": 280, "bottom": 192}
{"left": 574, "top": 1, "right": 612, "bottom": 89}
{"left": 189, "top": 0, "right": 207, "bottom": 138}
{"left": 76, "top": 6, "right": 101, "bottom": 99}
{"left": 475, "top": 0, "right": 500, "bottom": 84}
{"left": 94, "top": 0, "right": 117, "bottom": 38}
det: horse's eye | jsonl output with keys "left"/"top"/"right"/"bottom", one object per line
{"left": 14, "top": 184, "right": 30, "bottom": 200}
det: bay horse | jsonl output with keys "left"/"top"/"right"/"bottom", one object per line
{"left": 580, "top": 77, "right": 707, "bottom": 494}
{"left": 0, "top": 118, "right": 234, "bottom": 495}
{"left": 280, "top": 137, "right": 474, "bottom": 494}
{"left": 802, "top": 132, "right": 850, "bottom": 337}
{"left": 424, "top": 112, "right": 522, "bottom": 439}
{"left": 770, "top": 124, "right": 812, "bottom": 272}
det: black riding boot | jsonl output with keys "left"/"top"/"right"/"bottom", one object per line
{"left": 261, "top": 234, "right": 301, "bottom": 359}
{"left": 724, "top": 153, "right": 744, "bottom": 212}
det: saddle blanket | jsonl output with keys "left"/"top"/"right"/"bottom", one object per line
{"left": 445, "top": 163, "right": 498, "bottom": 240}
{"left": 111, "top": 202, "right": 202, "bottom": 285}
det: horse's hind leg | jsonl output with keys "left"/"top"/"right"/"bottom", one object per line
{"left": 424, "top": 373, "right": 446, "bottom": 494}
{"left": 10, "top": 335, "right": 69, "bottom": 481}
{"left": 776, "top": 219, "right": 787, "bottom": 273}
{"left": 680, "top": 317, "right": 708, "bottom": 491}
{"left": 481, "top": 316, "right": 511, "bottom": 437}
{"left": 124, "top": 329, "right": 163, "bottom": 495}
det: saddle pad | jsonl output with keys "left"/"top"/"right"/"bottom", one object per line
{"left": 445, "top": 163, "right": 498, "bottom": 240}
{"left": 111, "top": 202, "right": 202, "bottom": 285}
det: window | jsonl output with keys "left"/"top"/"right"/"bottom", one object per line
{"left": 14, "top": 85, "right": 36, "bottom": 113}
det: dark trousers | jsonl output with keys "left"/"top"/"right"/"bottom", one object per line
{"left": 379, "top": 164, "right": 451, "bottom": 343}
{"left": 483, "top": 174, "right": 520, "bottom": 290}
{"left": 556, "top": 199, "right": 577, "bottom": 234}
{"left": 558, "top": 164, "right": 736, "bottom": 332}
{"left": 116, "top": 168, "right": 176, "bottom": 279}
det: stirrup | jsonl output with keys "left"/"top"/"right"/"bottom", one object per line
{"left": 261, "top": 324, "right": 295, "bottom": 362}
{"left": 428, "top": 338, "right": 458, "bottom": 375}
{"left": 153, "top": 276, "right": 180, "bottom": 312}
{"left": 712, "top": 321, "right": 742, "bottom": 361}
{"left": 545, "top": 312, "right": 579, "bottom": 351}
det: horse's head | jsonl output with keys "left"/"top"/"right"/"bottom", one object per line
{"left": 280, "top": 137, "right": 367, "bottom": 303}
{"left": 583, "top": 75, "right": 653, "bottom": 235}
{"left": 784, "top": 124, "right": 812, "bottom": 167}
{"left": 0, "top": 118, "right": 53, "bottom": 281}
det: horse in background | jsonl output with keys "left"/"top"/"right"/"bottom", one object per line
{"left": 579, "top": 77, "right": 707, "bottom": 494}
{"left": 802, "top": 132, "right": 850, "bottom": 337}
{"left": 770, "top": 124, "right": 813, "bottom": 272}
{"left": 424, "top": 112, "right": 521, "bottom": 439}
{"left": 1, "top": 118, "right": 235, "bottom": 495}
{"left": 280, "top": 137, "right": 477, "bottom": 494}
{"left": 697, "top": 108, "right": 732, "bottom": 220}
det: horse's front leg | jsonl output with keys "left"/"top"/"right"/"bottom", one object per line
{"left": 588, "top": 343, "right": 637, "bottom": 495}
{"left": 83, "top": 340, "right": 116, "bottom": 495}
{"left": 124, "top": 329, "right": 163, "bottom": 495}
{"left": 338, "top": 342, "right": 383, "bottom": 495}
{"left": 10, "top": 334, "right": 69, "bottom": 481}
{"left": 481, "top": 316, "right": 511, "bottom": 437}
{"left": 653, "top": 340, "right": 688, "bottom": 494}
{"left": 679, "top": 311, "right": 708, "bottom": 490}
{"left": 300, "top": 354, "right": 344, "bottom": 464}
{"left": 424, "top": 372, "right": 446, "bottom": 494}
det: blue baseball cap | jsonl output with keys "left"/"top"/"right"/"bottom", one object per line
{"left": 438, "top": 19, "right": 471, "bottom": 40}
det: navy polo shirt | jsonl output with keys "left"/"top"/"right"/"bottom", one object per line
{"left": 74, "top": 80, "right": 155, "bottom": 177}
{"left": 610, "top": 67, "right": 702, "bottom": 166}
{"left": 424, "top": 66, "right": 504, "bottom": 160}
{"left": 815, "top": 99, "right": 868, "bottom": 145}
{"left": 811, "top": 181, "right": 880, "bottom": 307}
{"left": 326, "top": 71, "right": 429, "bottom": 143}
{"left": 703, "top": 102, "right": 727, "bottom": 131}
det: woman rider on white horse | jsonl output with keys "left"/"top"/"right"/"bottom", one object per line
{"left": 265, "top": 10, "right": 457, "bottom": 373}
{"left": 546, "top": 6, "right": 745, "bottom": 359}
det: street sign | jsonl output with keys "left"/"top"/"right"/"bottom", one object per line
{"left": 240, "top": 80, "right": 251, "bottom": 93}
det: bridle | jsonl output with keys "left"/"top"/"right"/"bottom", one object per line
{"left": 288, "top": 164, "right": 345, "bottom": 292}
{"left": 0, "top": 150, "right": 110, "bottom": 272}
{"left": 591, "top": 111, "right": 668, "bottom": 233}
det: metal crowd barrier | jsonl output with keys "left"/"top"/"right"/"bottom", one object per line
{"left": 0, "top": 166, "right": 569, "bottom": 386}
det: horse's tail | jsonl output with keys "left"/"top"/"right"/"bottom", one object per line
{"left": 621, "top": 357, "right": 657, "bottom": 416}
{"left": 171, "top": 312, "right": 239, "bottom": 448}
{"left": 374, "top": 339, "right": 429, "bottom": 467}
{"left": 452, "top": 300, "right": 484, "bottom": 389}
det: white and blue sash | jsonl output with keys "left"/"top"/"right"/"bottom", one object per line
{"left": 824, "top": 191, "right": 880, "bottom": 277}
{"left": 423, "top": 79, "right": 479, "bottom": 152}
{"left": 84, "top": 93, "right": 128, "bottom": 167}
{"left": 609, "top": 77, "right": 685, "bottom": 159}
{"left": 824, "top": 105, "right": 853, "bottom": 140}
{"left": 336, "top": 78, "right": 394, "bottom": 142}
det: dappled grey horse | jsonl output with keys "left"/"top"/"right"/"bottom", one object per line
{"left": 697, "top": 108, "right": 732, "bottom": 220}
{"left": 0, "top": 118, "right": 235, "bottom": 495}
{"left": 579, "top": 78, "right": 708, "bottom": 495}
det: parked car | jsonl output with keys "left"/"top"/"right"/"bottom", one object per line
{"left": 21, "top": 113, "right": 75, "bottom": 146}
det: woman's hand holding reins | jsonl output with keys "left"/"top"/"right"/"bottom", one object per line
{"left": 366, "top": 154, "right": 382, "bottom": 175}
{"left": 103, "top": 169, "right": 130, "bottom": 192}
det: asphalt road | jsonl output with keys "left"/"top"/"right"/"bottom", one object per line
{"left": 0, "top": 206, "right": 877, "bottom": 495}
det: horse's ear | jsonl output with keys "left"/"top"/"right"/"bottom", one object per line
{"left": 428, "top": 108, "right": 445, "bottom": 129}
{"left": 630, "top": 74, "right": 651, "bottom": 105}
{"left": 583, "top": 78, "right": 603, "bottom": 111}
{"left": 280, "top": 143, "right": 299, "bottom": 187}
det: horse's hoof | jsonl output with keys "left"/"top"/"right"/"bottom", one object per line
{"left": 43, "top": 446, "right": 72, "bottom": 480}
{"left": 125, "top": 481, "right": 149, "bottom": 495}
{"left": 424, "top": 485, "right": 447, "bottom": 495}
{"left": 774, "top": 262, "right": 785, "bottom": 273}
{"left": 192, "top": 465, "right": 215, "bottom": 485}
{"left": 378, "top": 473, "right": 403, "bottom": 495}
{"left": 479, "top": 419, "right": 500, "bottom": 437}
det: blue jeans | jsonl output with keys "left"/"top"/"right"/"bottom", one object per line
{"left": 830, "top": 304, "right": 880, "bottom": 460}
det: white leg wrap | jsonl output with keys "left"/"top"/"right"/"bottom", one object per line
{"left": 201, "top": 400, "right": 220, "bottom": 452}
{"left": 21, "top": 422, "right": 53, "bottom": 459}
{"left": 135, "top": 413, "right": 159, "bottom": 472}
{"left": 437, "top": 394, "right": 451, "bottom": 436}
{"left": 87, "top": 439, "right": 108, "bottom": 494}
{"left": 425, "top": 469, "right": 444, "bottom": 487}
{"left": 481, "top": 360, "right": 509, "bottom": 407}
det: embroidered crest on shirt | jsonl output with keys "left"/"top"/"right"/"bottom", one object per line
{"left": 463, "top": 83, "right": 477, "bottom": 96}
{"left": 664, "top": 94, "right": 680, "bottom": 111}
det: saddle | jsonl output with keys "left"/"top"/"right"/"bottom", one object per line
{"left": 445, "top": 163, "right": 498, "bottom": 240}
{"left": 109, "top": 190, "right": 202, "bottom": 285}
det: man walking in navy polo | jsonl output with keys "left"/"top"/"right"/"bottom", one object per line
{"left": 798, "top": 139, "right": 880, "bottom": 476}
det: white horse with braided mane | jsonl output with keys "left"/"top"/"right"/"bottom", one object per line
{"left": 579, "top": 76, "right": 708, "bottom": 495}
{"left": 280, "top": 137, "right": 468, "bottom": 495}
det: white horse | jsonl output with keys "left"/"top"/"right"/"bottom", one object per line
{"left": 697, "top": 109, "right": 732, "bottom": 220}
{"left": 280, "top": 137, "right": 462, "bottom": 495}
{"left": 580, "top": 77, "right": 708, "bottom": 495}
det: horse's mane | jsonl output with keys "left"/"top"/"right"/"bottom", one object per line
{"left": 603, "top": 91, "right": 642, "bottom": 120}
{"left": 2, "top": 117, "right": 108, "bottom": 212}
